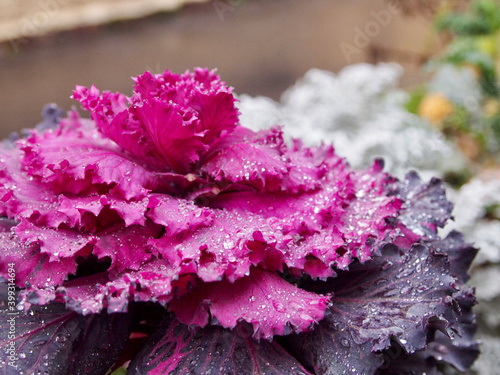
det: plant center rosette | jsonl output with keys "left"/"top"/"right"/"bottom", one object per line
{"left": 0, "top": 68, "right": 479, "bottom": 375}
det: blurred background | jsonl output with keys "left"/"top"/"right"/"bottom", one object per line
{"left": 0, "top": 0, "right": 465, "bottom": 139}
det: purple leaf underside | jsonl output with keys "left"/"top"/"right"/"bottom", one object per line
{"left": 0, "top": 284, "right": 131, "bottom": 375}
{"left": 282, "top": 243, "right": 462, "bottom": 375}
{"left": 127, "top": 316, "right": 312, "bottom": 375}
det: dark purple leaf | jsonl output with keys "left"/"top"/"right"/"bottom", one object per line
{"left": 36, "top": 104, "right": 64, "bottom": 132}
{"left": 426, "top": 286, "right": 479, "bottom": 372}
{"left": 127, "top": 316, "right": 312, "bottom": 375}
{"left": 376, "top": 286, "right": 478, "bottom": 375}
{"left": 0, "top": 283, "right": 131, "bottom": 375}
{"left": 428, "top": 231, "right": 478, "bottom": 283}
{"left": 281, "top": 323, "right": 385, "bottom": 375}
{"left": 389, "top": 171, "right": 453, "bottom": 240}
{"left": 376, "top": 346, "right": 441, "bottom": 375}
{"left": 0, "top": 217, "right": 16, "bottom": 232}
{"left": 283, "top": 243, "right": 458, "bottom": 375}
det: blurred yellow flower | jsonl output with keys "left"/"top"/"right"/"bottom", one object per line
{"left": 418, "top": 92, "right": 455, "bottom": 127}
{"left": 477, "top": 35, "right": 498, "bottom": 58}
{"left": 484, "top": 98, "right": 500, "bottom": 117}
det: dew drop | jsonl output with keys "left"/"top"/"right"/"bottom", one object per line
{"left": 396, "top": 268, "right": 413, "bottom": 279}
{"left": 381, "top": 261, "right": 393, "bottom": 270}
{"left": 33, "top": 339, "right": 47, "bottom": 347}
{"left": 401, "top": 286, "right": 413, "bottom": 295}
{"left": 272, "top": 301, "right": 285, "bottom": 313}
{"left": 376, "top": 278, "right": 388, "bottom": 286}
{"left": 55, "top": 334, "right": 67, "bottom": 343}
{"left": 416, "top": 284, "right": 430, "bottom": 293}
{"left": 340, "top": 338, "right": 351, "bottom": 348}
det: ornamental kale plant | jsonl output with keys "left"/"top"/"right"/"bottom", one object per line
{"left": 0, "top": 68, "right": 479, "bottom": 375}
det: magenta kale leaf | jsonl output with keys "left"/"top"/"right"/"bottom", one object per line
{"left": 169, "top": 267, "right": 329, "bottom": 339}
{"left": 0, "top": 68, "right": 478, "bottom": 374}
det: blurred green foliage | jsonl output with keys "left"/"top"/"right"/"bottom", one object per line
{"left": 410, "top": 0, "right": 500, "bottom": 168}
{"left": 436, "top": 0, "right": 500, "bottom": 36}
{"left": 436, "top": 0, "right": 500, "bottom": 96}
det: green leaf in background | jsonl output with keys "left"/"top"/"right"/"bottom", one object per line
{"left": 436, "top": 0, "right": 500, "bottom": 36}
{"left": 405, "top": 87, "right": 428, "bottom": 114}
{"left": 109, "top": 366, "right": 127, "bottom": 375}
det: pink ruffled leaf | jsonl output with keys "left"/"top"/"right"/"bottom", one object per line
{"left": 0, "top": 231, "right": 77, "bottom": 289}
{"left": 22, "top": 258, "right": 183, "bottom": 315}
{"left": 169, "top": 267, "right": 329, "bottom": 340}
{"left": 58, "top": 194, "right": 149, "bottom": 231}
{"left": 72, "top": 85, "right": 155, "bottom": 164}
{"left": 0, "top": 143, "right": 64, "bottom": 226}
{"left": 93, "top": 222, "right": 162, "bottom": 273}
{"left": 146, "top": 194, "right": 213, "bottom": 237}
{"left": 201, "top": 141, "right": 288, "bottom": 190}
{"left": 14, "top": 219, "right": 94, "bottom": 262}
{"left": 20, "top": 116, "right": 159, "bottom": 200}
{"left": 74, "top": 68, "right": 240, "bottom": 174}
{"left": 151, "top": 209, "right": 287, "bottom": 283}
{"left": 131, "top": 98, "right": 207, "bottom": 173}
